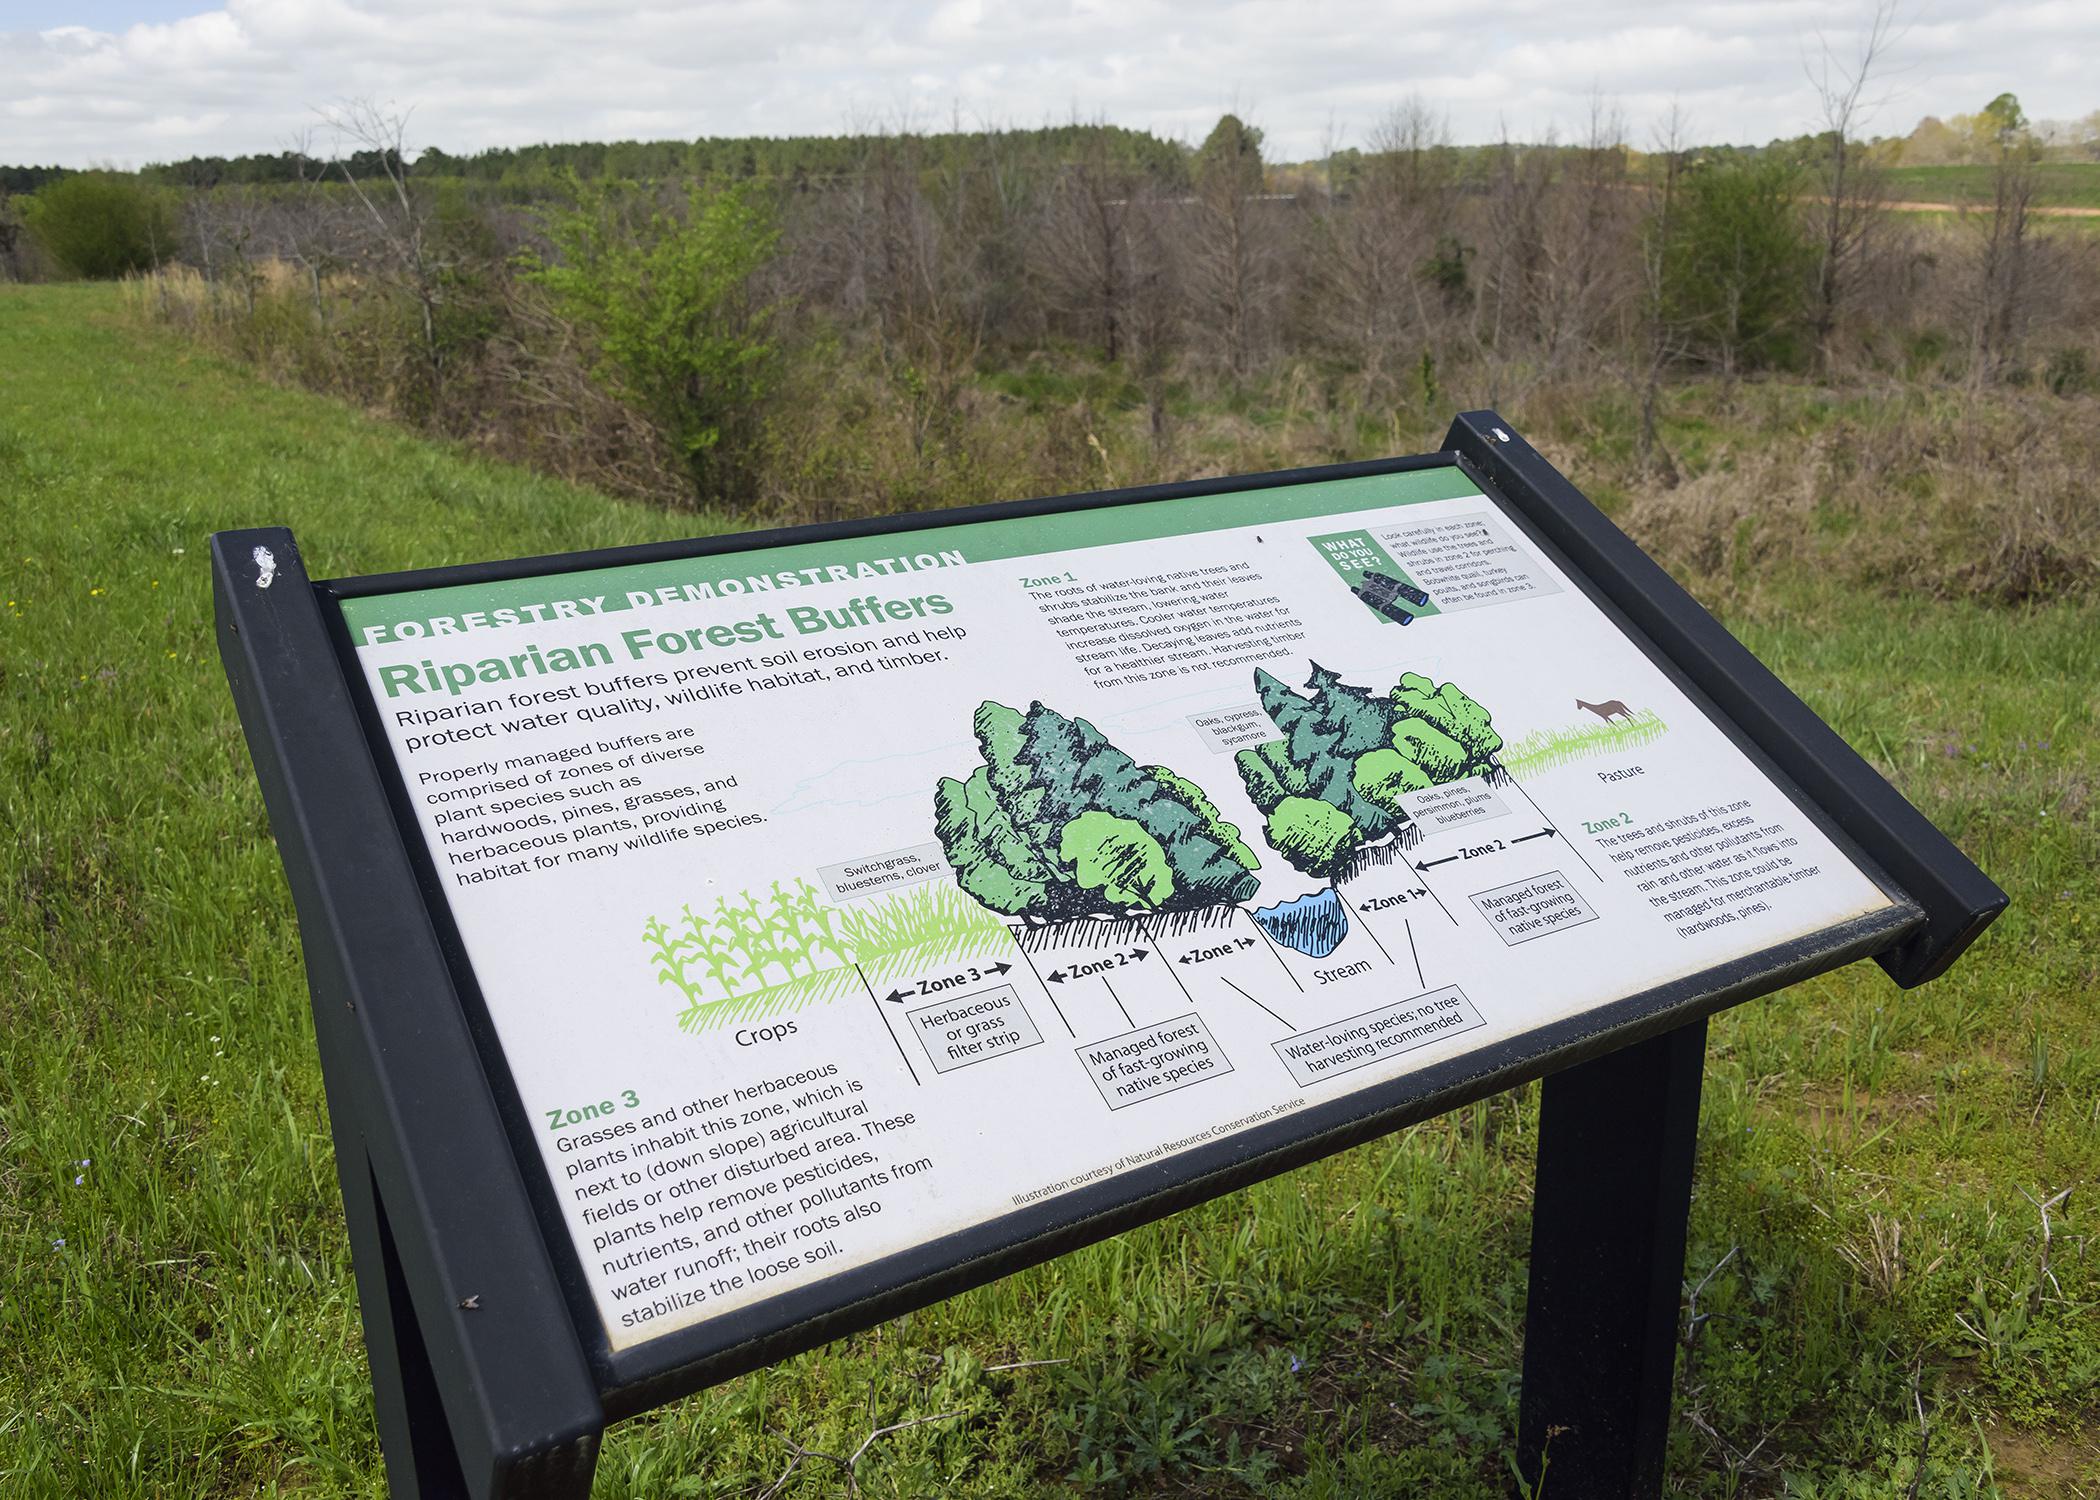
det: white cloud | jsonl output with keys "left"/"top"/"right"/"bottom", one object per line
{"left": 0, "top": 0, "right": 2092, "bottom": 168}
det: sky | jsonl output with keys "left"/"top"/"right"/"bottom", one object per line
{"left": 2, "top": 0, "right": 2095, "bottom": 168}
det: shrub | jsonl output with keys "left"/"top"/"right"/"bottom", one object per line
{"left": 1656, "top": 155, "right": 1814, "bottom": 372}
{"left": 22, "top": 172, "right": 175, "bottom": 279}
{"left": 525, "top": 176, "right": 780, "bottom": 503}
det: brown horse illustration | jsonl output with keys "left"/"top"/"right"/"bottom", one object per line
{"left": 1576, "top": 698, "right": 1635, "bottom": 724}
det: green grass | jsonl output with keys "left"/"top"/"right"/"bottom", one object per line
{"left": 1882, "top": 163, "right": 2100, "bottom": 211}
{"left": 1498, "top": 708, "right": 1670, "bottom": 778}
{"left": 4, "top": 283, "right": 2097, "bottom": 1497}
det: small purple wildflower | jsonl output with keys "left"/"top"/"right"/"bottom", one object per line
{"left": 1289, "top": 1355, "right": 1302, "bottom": 1373}
{"left": 52, "top": 1237, "right": 65, "bottom": 1249}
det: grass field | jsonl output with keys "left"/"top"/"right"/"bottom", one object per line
{"left": 3, "top": 282, "right": 2096, "bottom": 1497}
{"left": 1882, "top": 163, "right": 2100, "bottom": 212}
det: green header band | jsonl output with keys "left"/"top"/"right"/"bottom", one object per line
{"left": 340, "top": 468, "right": 1482, "bottom": 644}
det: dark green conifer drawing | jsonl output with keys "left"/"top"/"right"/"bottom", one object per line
{"left": 1236, "top": 665, "right": 1502, "bottom": 877}
{"left": 935, "top": 701, "right": 1260, "bottom": 921}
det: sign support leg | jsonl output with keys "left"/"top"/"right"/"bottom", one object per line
{"left": 328, "top": 1130, "right": 467, "bottom": 1498}
{"left": 1517, "top": 1018, "right": 1706, "bottom": 1496}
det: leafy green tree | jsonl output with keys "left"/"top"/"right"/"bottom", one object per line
{"left": 1196, "top": 115, "right": 1264, "bottom": 198}
{"left": 1979, "top": 93, "right": 2029, "bottom": 151}
{"left": 1352, "top": 747, "right": 1431, "bottom": 811}
{"left": 935, "top": 700, "right": 1259, "bottom": 921}
{"left": 1655, "top": 154, "right": 1813, "bottom": 374}
{"left": 1265, "top": 797, "right": 1361, "bottom": 881}
{"left": 22, "top": 172, "right": 174, "bottom": 279}
{"left": 1237, "top": 666, "right": 1501, "bottom": 878}
{"left": 525, "top": 176, "right": 779, "bottom": 502}
{"left": 1240, "top": 665, "right": 1405, "bottom": 847}
{"left": 1060, "top": 812, "right": 1172, "bottom": 909}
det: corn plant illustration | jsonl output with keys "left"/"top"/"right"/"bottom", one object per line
{"left": 644, "top": 878, "right": 1009, "bottom": 1033}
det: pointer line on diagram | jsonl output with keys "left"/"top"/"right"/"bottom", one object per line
{"left": 1102, "top": 979, "right": 1133, "bottom": 1030}
{"left": 853, "top": 963, "right": 921, "bottom": 1086}
{"left": 1145, "top": 917, "right": 1197, "bottom": 1008}
{"left": 1005, "top": 928, "right": 1073, "bottom": 1037}
{"left": 1221, "top": 976, "right": 1290, "bottom": 1031}
{"left": 1400, "top": 860, "right": 1461, "bottom": 927}
{"left": 1505, "top": 777, "right": 1603, "bottom": 882}
{"left": 1236, "top": 908, "right": 1304, "bottom": 992}
{"left": 1334, "top": 891, "right": 1396, "bottom": 968}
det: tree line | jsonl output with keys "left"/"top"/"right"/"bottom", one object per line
{"left": 7, "top": 100, "right": 2095, "bottom": 518}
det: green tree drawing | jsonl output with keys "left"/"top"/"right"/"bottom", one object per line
{"left": 935, "top": 700, "right": 1260, "bottom": 921}
{"left": 1237, "top": 665, "right": 1502, "bottom": 878}
{"left": 1060, "top": 812, "right": 1173, "bottom": 909}
{"left": 1265, "top": 797, "right": 1362, "bottom": 880}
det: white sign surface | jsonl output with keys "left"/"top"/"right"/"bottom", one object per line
{"left": 340, "top": 470, "right": 1894, "bottom": 1350}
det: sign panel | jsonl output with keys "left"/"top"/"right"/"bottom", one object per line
{"left": 336, "top": 468, "right": 1896, "bottom": 1351}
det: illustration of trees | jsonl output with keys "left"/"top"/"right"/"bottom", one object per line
{"left": 934, "top": 700, "right": 1260, "bottom": 921}
{"left": 1236, "top": 665, "right": 1502, "bottom": 878}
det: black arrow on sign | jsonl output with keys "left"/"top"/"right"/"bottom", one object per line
{"left": 1415, "top": 853, "right": 1461, "bottom": 871}
{"left": 1512, "top": 828, "right": 1558, "bottom": 845}
{"left": 985, "top": 961, "right": 1013, "bottom": 975}
{"left": 883, "top": 987, "right": 911, "bottom": 1004}
{"left": 1046, "top": 970, "right": 1067, "bottom": 983}
{"left": 1127, "top": 947, "right": 1149, "bottom": 962}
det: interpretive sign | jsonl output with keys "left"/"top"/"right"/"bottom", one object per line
{"left": 215, "top": 413, "right": 2003, "bottom": 1498}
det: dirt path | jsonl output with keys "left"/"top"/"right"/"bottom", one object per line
{"left": 1881, "top": 198, "right": 2100, "bottom": 217}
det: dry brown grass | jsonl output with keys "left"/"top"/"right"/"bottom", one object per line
{"left": 1606, "top": 384, "right": 2100, "bottom": 606}
{"left": 121, "top": 261, "right": 2100, "bottom": 611}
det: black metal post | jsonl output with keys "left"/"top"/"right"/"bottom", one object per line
{"left": 1518, "top": 1019, "right": 1707, "bottom": 1496}
{"left": 214, "top": 530, "right": 604, "bottom": 1499}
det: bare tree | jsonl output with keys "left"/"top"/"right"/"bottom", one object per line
{"left": 281, "top": 128, "right": 343, "bottom": 326}
{"left": 1185, "top": 113, "right": 1281, "bottom": 377}
{"left": 1536, "top": 95, "right": 1634, "bottom": 368}
{"left": 1121, "top": 179, "right": 1186, "bottom": 449}
{"left": 1805, "top": 0, "right": 1903, "bottom": 369}
{"left": 1033, "top": 124, "right": 1138, "bottom": 360}
{"left": 832, "top": 128, "right": 986, "bottom": 459}
{"left": 1311, "top": 98, "right": 1455, "bottom": 393}
{"left": 1467, "top": 126, "right": 1556, "bottom": 407}
{"left": 1970, "top": 93, "right": 2040, "bottom": 379}
{"left": 323, "top": 100, "right": 447, "bottom": 397}
{"left": 187, "top": 185, "right": 271, "bottom": 320}
{"left": 0, "top": 187, "right": 23, "bottom": 283}
{"left": 1637, "top": 104, "right": 1693, "bottom": 482}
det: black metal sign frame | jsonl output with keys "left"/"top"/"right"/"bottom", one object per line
{"left": 213, "top": 412, "right": 2002, "bottom": 1498}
